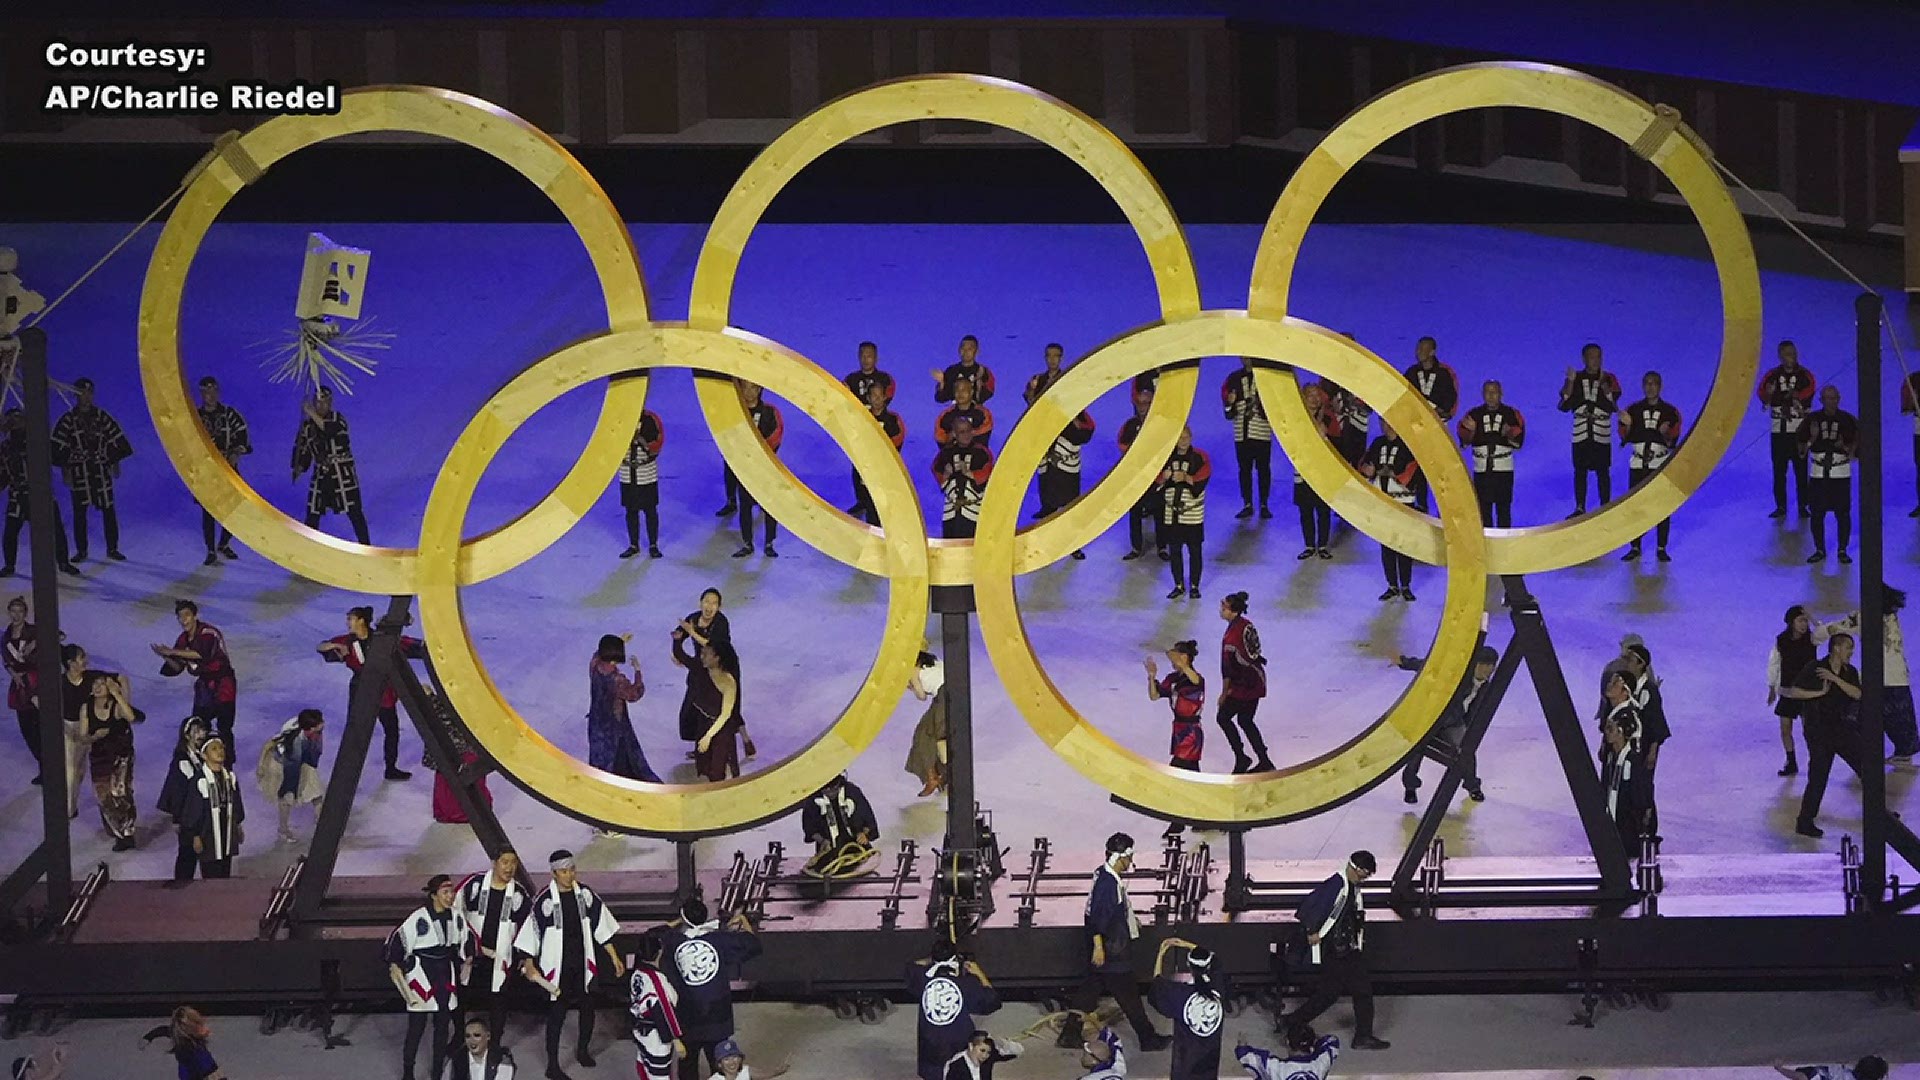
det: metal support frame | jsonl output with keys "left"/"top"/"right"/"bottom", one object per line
{"left": 931, "top": 584, "right": 996, "bottom": 938}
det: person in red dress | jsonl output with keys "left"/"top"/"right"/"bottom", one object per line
{"left": 674, "top": 632, "right": 743, "bottom": 782}
{"left": 1144, "top": 639, "right": 1206, "bottom": 837}
{"left": 1217, "top": 592, "right": 1274, "bottom": 774}
{"left": 318, "top": 605, "right": 427, "bottom": 781}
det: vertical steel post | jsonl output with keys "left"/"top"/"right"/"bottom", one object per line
{"left": 935, "top": 587, "right": 977, "bottom": 853}
{"left": 21, "top": 328, "right": 70, "bottom": 914}
{"left": 1857, "top": 292, "right": 1888, "bottom": 902}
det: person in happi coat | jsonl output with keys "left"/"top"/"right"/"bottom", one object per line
{"left": 156, "top": 715, "right": 210, "bottom": 885}
{"left": 152, "top": 599, "right": 238, "bottom": 760}
{"left": 292, "top": 385, "right": 371, "bottom": 544}
{"left": 801, "top": 772, "right": 879, "bottom": 878}
{"left": 50, "top": 376, "right": 132, "bottom": 563}
{"left": 910, "top": 938, "right": 999, "bottom": 1080}
{"left": 1156, "top": 427, "right": 1211, "bottom": 600}
{"left": 179, "top": 736, "right": 244, "bottom": 878}
{"left": 659, "top": 896, "right": 762, "bottom": 1080}
{"left": 4, "top": 595, "right": 48, "bottom": 782}
{"left": 1618, "top": 371, "right": 1683, "bottom": 562}
{"left": 1058, "top": 832, "right": 1170, "bottom": 1052}
{"left": 628, "top": 932, "right": 685, "bottom": 1080}
{"left": 317, "top": 604, "right": 425, "bottom": 781}
{"left": 617, "top": 408, "right": 666, "bottom": 559}
{"left": 194, "top": 375, "right": 249, "bottom": 564}
{"left": 1149, "top": 939, "right": 1230, "bottom": 1080}
{"left": 1222, "top": 357, "right": 1273, "bottom": 520}
{"left": 388, "top": 873, "right": 476, "bottom": 1080}
{"left": 1557, "top": 342, "right": 1620, "bottom": 516}
{"left": 1278, "top": 851, "right": 1388, "bottom": 1050}
{"left": 456, "top": 848, "right": 532, "bottom": 1043}
{"left": 515, "top": 850, "right": 624, "bottom": 1080}
{"left": 0, "top": 409, "right": 77, "bottom": 577}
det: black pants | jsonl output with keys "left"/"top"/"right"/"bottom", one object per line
{"left": 1627, "top": 467, "right": 1670, "bottom": 550}
{"left": 851, "top": 469, "right": 881, "bottom": 525}
{"left": 1799, "top": 717, "right": 1865, "bottom": 824}
{"left": 202, "top": 701, "right": 237, "bottom": 764}
{"left": 1216, "top": 697, "right": 1271, "bottom": 768}
{"left": 304, "top": 507, "right": 370, "bottom": 545}
{"left": 462, "top": 971, "right": 510, "bottom": 1048}
{"left": 69, "top": 494, "right": 118, "bottom": 557}
{"left": 201, "top": 854, "right": 233, "bottom": 878}
{"left": 677, "top": 1040, "right": 725, "bottom": 1080}
{"left": 379, "top": 703, "right": 403, "bottom": 771}
{"left": 1287, "top": 947, "right": 1375, "bottom": 1038}
{"left": 1772, "top": 432, "right": 1809, "bottom": 513}
{"left": 2, "top": 508, "right": 70, "bottom": 569}
{"left": 736, "top": 482, "right": 775, "bottom": 546}
{"left": 1127, "top": 494, "right": 1163, "bottom": 554}
{"left": 624, "top": 505, "right": 660, "bottom": 548}
{"left": 543, "top": 992, "right": 595, "bottom": 1068}
{"left": 1401, "top": 720, "right": 1478, "bottom": 794}
{"left": 1913, "top": 435, "right": 1920, "bottom": 507}
{"left": 1472, "top": 471, "right": 1513, "bottom": 528}
{"left": 943, "top": 515, "right": 976, "bottom": 540}
{"left": 403, "top": 1009, "right": 453, "bottom": 1080}
{"left": 1039, "top": 468, "right": 1081, "bottom": 519}
{"left": 1165, "top": 522, "right": 1202, "bottom": 588}
{"left": 1809, "top": 477, "right": 1851, "bottom": 553}
{"left": 15, "top": 705, "right": 39, "bottom": 769}
{"left": 199, "top": 504, "right": 232, "bottom": 554}
{"left": 1070, "top": 969, "right": 1157, "bottom": 1044}
{"left": 173, "top": 826, "right": 200, "bottom": 882}
{"left": 1235, "top": 439, "right": 1272, "bottom": 509}
{"left": 1412, "top": 472, "right": 1430, "bottom": 513}
{"left": 1295, "top": 485, "right": 1330, "bottom": 549}
{"left": 1572, "top": 443, "right": 1611, "bottom": 510}
{"left": 1379, "top": 545, "right": 1413, "bottom": 589}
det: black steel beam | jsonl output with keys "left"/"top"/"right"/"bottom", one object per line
{"left": 1858, "top": 291, "right": 1889, "bottom": 903}
{"left": 938, "top": 590, "right": 976, "bottom": 857}
{"left": 20, "top": 327, "right": 70, "bottom": 916}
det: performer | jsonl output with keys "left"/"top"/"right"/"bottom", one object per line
{"left": 456, "top": 848, "right": 531, "bottom": 1045}
{"left": 56, "top": 645, "right": 103, "bottom": 820}
{"left": 515, "top": 850, "right": 624, "bottom": 1079}
{"left": 157, "top": 715, "right": 210, "bottom": 885}
{"left": 674, "top": 633, "right": 744, "bottom": 782}
{"left": 1599, "top": 673, "right": 1651, "bottom": 854}
{"left": 1074, "top": 1027, "right": 1127, "bottom": 1080}
{"left": 588, "top": 633, "right": 659, "bottom": 783}
{"left": 387, "top": 874, "right": 475, "bottom": 1080}
{"left": 1814, "top": 584, "right": 1920, "bottom": 765}
{"left": 1903, "top": 367, "right": 1920, "bottom": 517}
{"left": 292, "top": 386, "right": 371, "bottom": 545}
{"left": 1557, "top": 343, "right": 1621, "bottom": 516}
{"left": 1457, "top": 380, "right": 1525, "bottom": 528}
{"left": 852, "top": 382, "right": 907, "bottom": 526}
{"left": 1022, "top": 342, "right": 1068, "bottom": 405}
{"left": 139, "top": 1007, "right": 220, "bottom": 1080}
{"left": 673, "top": 591, "right": 732, "bottom": 742}
{"left": 179, "top": 735, "right": 243, "bottom": 879}
{"left": 1773, "top": 1056, "right": 1889, "bottom": 1080}
{"left": 76, "top": 671, "right": 140, "bottom": 850}
{"left": 910, "top": 939, "right": 999, "bottom": 1080}
{"left": 905, "top": 647, "right": 949, "bottom": 797}
{"left": 660, "top": 896, "right": 763, "bottom": 1080}
{"left": 1235, "top": 1031, "right": 1342, "bottom": 1080}
{"left": 1324, "top": 358, "right": 1371, "bottom": 466}
{"left": 1036, "top": 399, "right": 1095, "bottom": 559}
{"left": 1758, "top": 340, "right": 1816, "bottom": 519}
{"left": 1784, "top": 631, "right": 1869, "bottom": 839}
{"left": 1118, "top": 389, "right": 1166, "bottom": 561}
{"left": 5, "top": 596, "right": 44, "bottom": 783}
{"left": 1222, "top": 357, "right": 1273, "bottom": 519}
{"left": 259, "top": 709, "right": 324, "bottom": 843}
{"left": 1158, "top": 427, "right": 1211, "bottom": 600}
{"left": 617, "top": 409, "right": 666, "bottom": 559}
{"left": 627, "top": 932, "right": 684, "bottom": 1080}
{"left": 194, "top": 375, "right": 249, "bottom": 564}
{"left": 450, "top": 1019, "right": 517, "bottom": 1080}
{"left": 1058, "top": 832, "right": 1171, "bottom": 1052}
{"left": 933, "top": 417, "right": 994, "bottom": 540}
{"left": 1397, "top": 646, "right": 1495, "bottom": 804}
{"left": 1149, "top": 939, "right": 1228, "bottom": 1080}
{"left": 1217, "top": 592, "right": 1274, "bottom": 774}
{"left": 153, "top": 599, "right": 238, "bottom": 761}
{"left": 844, "top": 340, "right": 896, "bottom": 411}
{"left": 1278, "top": 850, "right": 1388, "bottom": 1050}
{"left": 1146, "top": 640, "right": 1207, "bottom": 784}
{"left": 1293, "top": 384, "right": 1342, "bottom": 559}
{"left": 318, "top": 605, "right": 425, "bottom": 781}
{"left": 1359, "top": 420, "right": 1421, "bottom": 601}
{"left": 801, "top": 772, "right": 879, "bottom": 877}
{"left": 0, "top": 409, "right": 76, "bottom": 577}
{"left": 1769, "top": 606, "right": 1817, "bottom": 777}
{"left": 932, "top": 335, "right": 996, "bottom": 404}
{"left": 50, "top": 377, "right": 132, "bottom": 563}
{"left": 1619, "top": 643, "right": 1671, "bottom": 837}
{"left": 943, "top": 1033, "right": 1022, "bottom": 1080}
{"left": 935, "top": 377, "right": 995, "bottom": 448}
{"left": 434, "top": 722, "right": 495, "bottom": 825}
{"left": 1619, "top": 372, "right": 1683, "bottom": 562}
{"left": 1403, "top": 337, "right": 1456, "bottom": 511}
{"left": 1801, "top": 386, "right": 1857, "bottom": 564}
{"left": 709, "top": 1038, "right": 789, "bottom": 1080}
{"left": 721, "top": 383, "right": 784, "bottom": 558}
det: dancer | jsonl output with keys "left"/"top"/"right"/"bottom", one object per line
{"left": 1058, "top": 832, "right": 1170, "bottom": 1052}
{"left": 935, "top": 376, "right": 995, "bottom": 448}
{"left": 1022, "top": 342, "right": 1067, "bottom": 405}
{"left": 1758, "top": 340, "right": 1816, "bottom": 519}
{"left": 933, "top": 417, "right": 994, "bottom": 540}
{"left": 905, "top": 647, "right": 949, "bottom": 797}
{"left": 456, "top": 848, "right": 531, "bottom": 1045}
{"left": 1118, "top": 389, "right": 1166, "bottom": 561}
{"left": 180, "top": 736, "right": 243, "bottom": 878}
{"left": 157, "top": 716, "right": 210, "bottom": 885}
{"left": 1146, "top": 640, "right": 1207, "bottom": 795}
{"left": 194, "top": 376, "right": 249, "bottom": 564}
{"left": 588, "top": 633, "right": 659, "bottom": 784}
{"left": 1801, "top": 386, "right": 1857, "bottom": 564}
{"left": 943, "top": 1033, "right": 1022, "bottom": 1080}
{"left": 1769, "top": 606, "right": 1817, "bottom": 776}
{"left": 852, "top": 382, "right": 907, "bottom": 526}
{"left": 1599, "top": 673, "right": 1651, "bottom": 854}
{"left": 1557, "top": 343, "right": 1620, "bottom": 516}
{"left": 1278, "top": 850, "right": 1388, "bottom": 1050}
{"left": 1218, "top": 592, "right": 1274, "bottom": 774}
{"left": 710, "top": 1039, "right": 788, "bottom": 1080}
{"left": 801, "top": 772, "right": 879, "bottom": 877}
{"left": 628, "top": 932, "right": 684, "bottom": 1080}
{"left": 1783, "top": 632, "right": 1864, "bottom": 839}
{"left": 450, "top": 1019, "right": 517, "bottom": 1080}
{"left": 1149, "top": 939, "right": 1228, "bottom": 1080}
{"left": 318, "top": 604, "right": 426, "bottom": 781}
{"left": 1457, "top": 380, "right": 1524, "bottom": 528}
{"left": 1404, "top": 337, "right": 1456, "bottom": 512}
{"left": 1325, "top": 365, "right": 1371, "bottom": 466}
{"left": 911, "top": 938, "right": 999, "bottom": 1080}
{"left": 724, "top": 382, "right": 784, "bottom": 559}
{"left": 1359, "top": 420, "right": 1421, "bottom": 601}
{"left": 674, "top": 631, "right": 743, "bottom": 782}
{"left": 139, "top": 1007, "right": 220, "bottom": 1080}
{"left": 0, "top": 409, "right": 76, "bottom": 577}
{"left": 1293, "top": 384, "right": 1341, "bottom": 559}
{"left": 1397, "top": 646, "right": 1495, "bottom": 805}
{"left": 434, "top": 722, "right": 494, "bottom": 824}
{"left": 1620, "top": 372, "right": 1683, "bottom": 562}
{"left": 51, "top": 377, "right": 132, "bottom": 563}
{"left": 844, "top": 341, "right": 896, "bottom": 412}
{"left": 673, "top": 590, "right": 733, "bottom": 748}
{"left": 259, "top": 709, "right": 324, "bottom": 843}
{"left": 1035, "top": 398, "right": 1094, "bottom": 558}
{"left": 1235, "top": 1031, "right": 1342, "bottom": 1080}
{"left": 516, "top": 850, "right": 624, "bottom": 1080}
{"left": 659, "top": 896, "right": 762, "bottom": 1080}
{"left": 56, "top": 645, "right": 103, "bottom": 819}
{"left": 1774, "top": 1056, "right": 1889, "bottom": 1080}
{"left": 1074, "top": 1027, "right": 1126, "bottom": 1080}
{"left": 5, "top": 596, "right": 45, "bottom": 783}
{"left": 154, "top": 600, "right": 239, "bottom": 761}
{"left": 1814, "top": 584, "right": 1920, "bottom": 765}
{"left": 617, "top": 408, "right": 666, "bottom": 559}
{"left": 1222, "top": 357, "right": 1273, "bottom": 519}
{"left": 293, "top": 386, "right": 371, "bottom": 545}
{"left": 1620, "top": 644, "right": 1671, "bottom": 837}
{"left": 387, "top": 874, "right": 475, "bottom": 1080}
{"left": 76, "top": 671, "right": 140, "bottom": 850}
{"left": 1903, "top": 368, "right": 1920, "bottom": 517}
{"left": 932, "top": 335, "right": 996, "bottom": 404}
{"left": 1158, "top": 426, "right": 1211, "bottom": 600}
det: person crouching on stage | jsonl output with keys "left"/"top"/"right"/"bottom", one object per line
{"left": 1279, "top": 850, "right": 1388, "bottom": 1050}
{"left": 1058, "top": 832, "right": 1171, "bottom": 1052}
{"left": 259, "top": 709, "right": 324, "bottom": 843}
{"left": 628, "top": 933, "right": 684, "bottom": 1080}
{"left": 1235, "top": 1030, "right": 1342, "bottom": 1080}
{"left": 801, "top": 772, "right": 879, "bottom": 878}
{"left": 912, "top": 938, "right": 999, "bottom": 1080}
{"left": 456, "top": 848, "right": 532, "bottom": 1046}
{"left": 1149, "top": 939, "right": 1229, "bottom": 1080}
{"left": 388, "top": 873, "right": 475, "bottom": 1080}
{"left": 944, "top": 1031, "right": 1022, "bottom": 1080}
{"left": 516, "top": 850, "right": 624, "bottom": 1080}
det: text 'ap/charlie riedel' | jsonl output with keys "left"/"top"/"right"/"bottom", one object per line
{"left": 40, "top": 39, "right": 342, "bottom": 116}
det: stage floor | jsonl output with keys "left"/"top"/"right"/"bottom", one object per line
{"left": 0, "top": 217, "right": 1913, "bottom": 909}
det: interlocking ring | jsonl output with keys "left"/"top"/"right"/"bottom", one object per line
{"left": 1252, "top": 63, "right": 1762, "bottom": 571}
